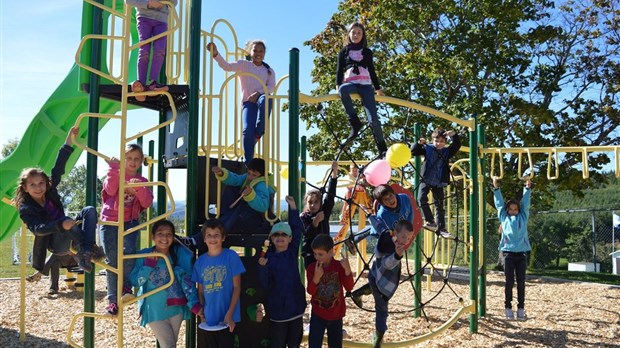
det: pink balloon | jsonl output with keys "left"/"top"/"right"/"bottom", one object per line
{"left": 364, "top": 160, "right": 392, "bottom": 186}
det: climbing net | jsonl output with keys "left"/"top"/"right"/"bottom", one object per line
{"left": 304, "top": 103, "right": 474, "bottom": 343}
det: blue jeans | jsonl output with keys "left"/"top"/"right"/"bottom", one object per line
{"left": 269, "top": 317, "right": 303, "bottom": 348}
{"left": 308, "top": 313, "right": 343, "bottom": 348}
{"left": 369, "top": 274, "right": 389, "bottom": 334}
{"left": 100, "top": 220, "right": 139, "bottom": 304}
{"left": 242, "top": 94, "right": 272, "bottom": 163}
{"left": 338, "top": 83, "right": 386, "bottom": 152}
{"left": 60, "top": 206, "right": 97, "bottom": 253}
{"left": 503, "top": 251, "right": 527, "bottom": 309}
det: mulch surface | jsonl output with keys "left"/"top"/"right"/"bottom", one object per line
{"left": 1, "top": 271, "right": 618, "bottom": 347}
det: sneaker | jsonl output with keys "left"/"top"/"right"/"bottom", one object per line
{"left": 517, "top": 308, "right": 527, "bottom": 320}
{"left": 424, "top": 222, "right": 438, "bottom": 231}
{"left": 437, "top": 229, "right": 454, "bottom": 239}
{"left": 48, "top": 288, "right": 59, "bottom": 295}
{"left": 344, "top": 239, "right": 357, "bottom": 256}
{"left": 26, "top": 271, "right": 42, "bottom": 282}
{"left": 505, "top": 308, "right": 514, "bottom": 319}
{"left": 91, "top": 245, "right": 106, "bottom": 262}
{"left": 77, "top": 251, "right": 93, "bottom": 273}
{"left": 372, "top": 331, "right": 385, "bottom": 348}
{"left": 105, "top": 302, "right": 119, "bottom": 316}
{"left": 131, "top": 80, "right": 146, "bottom": 102}
{"left": 347, "top": 117, "right": 363, "bottom": 140}
{"left": 122, "top": 286, "right": 136, "bottom": 303}
{"left": 351, "top": 291, "right": 363, "bottom": 308}
{"left": 147, "top": 81, "right": 169, "bottom": 92}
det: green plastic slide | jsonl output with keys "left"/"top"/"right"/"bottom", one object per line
{"left": 0, "top": 1, "right": 143, "bottom": 242}
{"left": 0, "top": 64, "right": 121, "bottom": 242}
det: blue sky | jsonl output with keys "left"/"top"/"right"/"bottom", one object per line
{"left": 1, "top": 1, "right": 343, "bottom": 199}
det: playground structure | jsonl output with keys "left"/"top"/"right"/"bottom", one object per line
{"left": 1, "top": 1, "right": 619, "bottom": 347}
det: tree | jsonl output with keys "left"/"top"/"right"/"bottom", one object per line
{"left": 1, "top": 138, "right": 19, "bottom": 159}
{"left": 57, "top": 165, "right": 103, "bottom": 213}
{"left": 303, "top": 0, "right": 619, "bottom": 199}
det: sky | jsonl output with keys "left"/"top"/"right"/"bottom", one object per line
{"left": 0, "top": 1, "right": 344, "bottom": 201}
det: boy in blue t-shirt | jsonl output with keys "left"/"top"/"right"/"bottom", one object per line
{"left": 192, "top": 219, "right": 245, "bottom": 347}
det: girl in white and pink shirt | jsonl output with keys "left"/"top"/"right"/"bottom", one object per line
{"left": 207, "top": 40, "right": 276, "bottom": 164}
{"left": 336, "top": 22, "right": 387, "bottom": 156}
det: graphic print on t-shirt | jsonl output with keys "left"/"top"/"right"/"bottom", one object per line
{"left": 201, "top": 264, "right": 228, "bottom": 294}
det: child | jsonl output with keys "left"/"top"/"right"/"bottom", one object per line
{"left": 410, "top": 128, "right": 461, "bottom": 237}
{"left": 15, "top": 127, "right": 102, "bottom": 276}
{"left": 350, "top": 219, "right": 415, "bottom": 347}
{"left": 336, "top": 22, "right": 387, "bottom": 155}
{"left": 493, "top": 176, "right": 532, "bottom": 320}
{"left": 26, "top": 239, "right": 80, "bottom": 296}
{"left": 257, "top": 195, "right": 307, "bottom": 348}
{"left": 300, "top": 161, "right": 339, "bottom": 268}
{"left": 192, "top": 219, "right": 245, "bottom": 347}
{"left": 371, "top": 184, "right": 413, "bottom": 236}
{"left": 129, "top": 219, "right": 203, "bottom": 348}
{"left": 206, "top": 40, "right": 276, "bottom": 164}
{"left": 339, "top": 164, "right": 371, "bottom": 225}
{"left": 306, "top": 234, "right": 354, "bottom": 348}
{"left": 126, "top": 0, "right": 178, "bottom": 99}
{"left": 100, "top": 143, "right": 154, "bottom": 315}
{"left": 213, "top": 158, "right": 275, "bottom": 234}
{"left": 175, "top": 159, "right": 275, "bottom": 252}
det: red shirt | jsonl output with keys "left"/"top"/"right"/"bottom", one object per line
{"left": 306, "top": 259, "right": 354, "bottom": 321}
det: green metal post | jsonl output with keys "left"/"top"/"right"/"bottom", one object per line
{"left": 478, "top": 126, "right": 487, "bottom": 317}
{"left": 413, "top": 123, "right": 422, "bottom": 318}
{"left": 299, "top": 136, "right": 306, "bottom": 278}
{"left": 185, "top": 1, "right": 202, "bottom": 347}
{"left": 83, "top": 1, "right": 104, "bottom": 347}
{"left": 468, "top": 118, "right": 479, "bottom": 333}
{"left": 289, "top": 48, "right": 302, "bottom": 281}
{"left": 288, "top": 48, "right": 300, "bottom": 204}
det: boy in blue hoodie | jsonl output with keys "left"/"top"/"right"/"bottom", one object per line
{"left": 372, "top": 184, "right": 413, "bottom": 234}
{"left": 257, "top": 195, "right": 307, "bottom": 348}
{"left": 493, "top": 176, "right": 531, "bottom": 320}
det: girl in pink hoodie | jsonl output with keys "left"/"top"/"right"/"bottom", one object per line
{"left": 100, "top": 143, "right": 153, "bottom": 315}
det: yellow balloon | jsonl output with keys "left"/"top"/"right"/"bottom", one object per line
{"left": 386, "top": 143, "right": 412, "bottom": 168}
{"left": 280, "top": 166, "right": 289, "bottom": 179}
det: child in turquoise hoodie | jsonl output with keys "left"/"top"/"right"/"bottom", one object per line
{"left": 493, "top": 176, "right": 531, "bottom": 320}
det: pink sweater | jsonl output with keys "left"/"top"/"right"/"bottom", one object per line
{"left": 214, "top": 54, "right": 276, "bottom": 102}
{"left": 100, "top": 162, "right": 153, "bottom": 222}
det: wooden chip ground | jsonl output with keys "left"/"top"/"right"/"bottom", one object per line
{"left": 1, "top": 272, "right": 618, "bottom": 347}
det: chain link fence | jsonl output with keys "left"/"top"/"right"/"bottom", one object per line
{"left": 485, "top": 209, "right": 619, "bottom": 273}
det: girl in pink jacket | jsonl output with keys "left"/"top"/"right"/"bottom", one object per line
{"left": 100, "top": 143, "right": 153, "bottom": 315}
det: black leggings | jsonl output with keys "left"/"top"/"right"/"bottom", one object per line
{"left": 503, "top": 251, "right": 527, "bottom": 309}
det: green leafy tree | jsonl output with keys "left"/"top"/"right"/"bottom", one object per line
{"left": 303, "top": 0, "right": 618, "bottom": 199}
{"left": 57, "top": 165, "right": 103, "bottom": 213}
{"left": 1, "top": 138, "right": 19, "bottom": 159}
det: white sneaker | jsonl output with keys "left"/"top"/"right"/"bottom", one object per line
{"left": 437, "top": 229, "right": 454, "bottom": 239}
{"left": 517, "top": 308, "right": 527, "bottom": 320}
{"left": 424, "top": 222, "right": 438, "bottom": 231}
{"left": 505, "top": 308, "right": 514, "bottom": 319}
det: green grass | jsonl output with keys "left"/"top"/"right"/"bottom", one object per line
{"left": 0, "top": 230, "right": 153, "bottom": 279}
